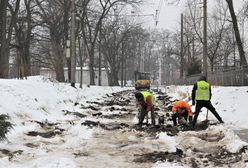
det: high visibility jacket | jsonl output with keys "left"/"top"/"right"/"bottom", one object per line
{"left": 172, "top": 100, "right": 193, "bottom": 116}
{"left": 141, "top": 91, "right": 156, "bottom": 105}
{"left": 139, "top": 91, "right": 156, "bottom": 112}
{"left": 195, "top": 81, "right": 210, "bottom": 100}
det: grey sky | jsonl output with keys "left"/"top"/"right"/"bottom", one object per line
{"left": 140, "top": 0, "right": 245, "bottom": 31}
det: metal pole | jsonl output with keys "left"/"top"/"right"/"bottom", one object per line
{"left": 98, "top": 21, "right": 102, "bottom": 86}
{"left": 180, "top": 13, "right": 184, "bottom": 78}
{"left": 203, "top": 0, "right": 208, "bottom": 78}
{"left": 71, "top": 0, "right": 76, "bottom": 87}
{"left": 121, "top": 41, "right": 124, "bottom": 88}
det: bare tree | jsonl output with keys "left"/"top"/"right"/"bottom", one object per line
{"left": 207, "top": 0, "right": 228, "bottom": 71}
{"left": 226, "top": 0, "right": 247, "bottom": 67}
{"left": 78, "top": 0, "right": 143, "bottom": 85}
{"left": 13, "top": 0, "right": 37, "bottom": 78}
{"left": 0, "top": 0, "right": 21, "bottom": 78}
{"left": 184, "top": 0, "right": 234, "bottom": 73}
{"left": 101, "top": 17, "right": 134, "bottom": 86}
{"left": 35, "top": 0, "right": 70, "bottom": 82}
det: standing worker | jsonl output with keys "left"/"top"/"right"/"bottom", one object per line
{"left": 135, "top": 91, "right": 156, "bottom": 126}
{"left": 172, "top": 100, "right": 193, "bottom": 126}
{"left": 191, "top": 76, "right": 224, "bottom": 129}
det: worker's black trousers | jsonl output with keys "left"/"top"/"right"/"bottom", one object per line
{"left": 192, "top": 100, "right": 223, "bottom": 127}
{"left": 172, "top": 112, "right": 188, "bottom": 126}
{"left": 138, "top": 106, "right": 155, "bottom": 125}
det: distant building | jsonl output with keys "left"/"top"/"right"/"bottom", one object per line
{"left": 40, "top": 67, "right": 109, "bottom": 85}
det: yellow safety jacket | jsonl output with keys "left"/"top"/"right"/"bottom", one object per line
{"left": 195, "top": 81, "right": 210, "bottom": 100}
{"left": 141, "top": 91, "right": 156, "bottom": 105}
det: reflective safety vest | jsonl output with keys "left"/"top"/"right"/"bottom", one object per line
{"left": 141, "top": 91, "right": 156, "bottom": 105}
{"left": 196, "top": 81, "right": 210, "bottom": 100}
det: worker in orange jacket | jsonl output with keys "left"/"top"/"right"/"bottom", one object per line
{"left": 172, "top": 100, "right": 193, "bottom": 126}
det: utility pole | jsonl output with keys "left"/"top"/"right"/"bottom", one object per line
{"left": 203, "top": 0, "right": 208, "bottom": 77}
{"left": 70, "top": 0, "right": 76, "bottom": 87}
{"left": 121, "top": 41, "right": 124, "bottom": 88}
{"left": 180, "top": 13, "right": 184, "bottom": 78}
{"left": 98, "top": 21, "right": 102, "bottom": 86}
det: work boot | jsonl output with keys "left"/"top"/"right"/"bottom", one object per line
{"left": 135, "top": 122, "right": 142, "bottom": 126}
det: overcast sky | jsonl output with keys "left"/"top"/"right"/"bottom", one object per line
{"left": 139, "top": 0, "right": 245, "bottom": 31}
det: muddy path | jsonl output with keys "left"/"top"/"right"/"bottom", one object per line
{"left": 70, "top": 90, "right": 248, "bottom": 168}
{"left": 1, "top": 90, "right": 248, "bottom": 168}
{"left": 74, "top": 90, "right": 169, "bottom": 168}
{"left": 74, "top": 90, "right": 248, "bottom": 168}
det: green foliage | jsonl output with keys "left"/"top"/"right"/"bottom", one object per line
{"left": 0, "top": 114, "right": 13, "bottom": 141}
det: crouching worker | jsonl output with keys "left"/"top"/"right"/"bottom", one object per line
{"left": 135, "top": 91, "right": 156, "bottom": 126}
{"left": 172, "top": 100, "right": 193, "bottom": 126}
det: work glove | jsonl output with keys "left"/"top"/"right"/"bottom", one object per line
{"left": 192, "top": 100, "right": 195, "bottom": 106}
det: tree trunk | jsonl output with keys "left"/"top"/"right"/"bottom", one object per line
{"left": 109, "top": 60, "right": 120, "bottom": 86}
{"left": 103, "top": 55, "right": 110, "bottom": 86}
{"left": 98, "top": 21, "right": 102, "bottom": 86}
{"left": 89, "top": 49, "right": 95, "bottom": 85}
{"left": 121, "top": 41, "right": 124, "bottom": 87}
{"left": 63, "top": 0, "right": 70, "bottom": 82}
{"left": 0, "top": 0, "right": 9, "bottom": 78}
{"left": 52, "top": 42, "right": 65, "bottom": 82}
{"left": 78, "top": 36, "right": 83, "bottom": 88}
{"left": 210, "top": 60, "right": 214, "bottom": 72}
{"left": 22, "top": 0, "right": 32, "bottom": 77}
{"left": 0, "top": 0, "right": 21, "bottom": 78}
{"left": 226, "top": 0, "right": 247, "bottom": 67}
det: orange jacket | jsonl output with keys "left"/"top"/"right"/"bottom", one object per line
{"left": 172, "top": 100, "right": 193, "bottom": 116}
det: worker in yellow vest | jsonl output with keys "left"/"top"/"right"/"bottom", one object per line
{"left": 191, "top": 76, "right": 224, "bottom": 129}
{"left": 135, "top": 91, "right": 156, "bottom": 126}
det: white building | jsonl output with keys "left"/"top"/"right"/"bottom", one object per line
{"left": 40, "top": 67, "right": 109, "bottom": 85}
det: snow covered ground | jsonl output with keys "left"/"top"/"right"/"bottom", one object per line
{"left": 0, "top": 76, "right": 247, "bottom": 168}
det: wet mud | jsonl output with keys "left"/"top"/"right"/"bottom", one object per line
{"left": 26, "top": 128, "right": 64, "bottom": 138}
{"left": 0, "top": 149, "right": 23, "bottom": 161}
{"left": 2, "top": 89, "right": 247, "bottom": 168}
{"left": 133, "top": 148, "right": 184, "bottom": 163}
{"left": 189, "top": 146, "right": 248, "bottom": 167}
{"left": 25, "top": 120, "right": 65, "bottom": 138}
{"left": 68, "top": 90, "right": 248, "bottom": 167}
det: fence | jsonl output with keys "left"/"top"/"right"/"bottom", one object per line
{"left": 167, "top": 66, "right": 248, "bottom": 86}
